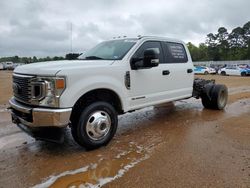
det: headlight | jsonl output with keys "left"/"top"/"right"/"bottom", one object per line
{"left": 30, "top": 76, "right": 66, "bottom": 107}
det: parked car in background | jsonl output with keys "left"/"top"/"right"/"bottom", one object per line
{"left": 0, "top": 63, "right": 3, "bottom": 70}
{"left": 218, "top": 64, "right": 250, "bottom": 76}
{"left": 194, "top": 66, "right": 216, "bottom": 75}
{"left": 3, "top": 61, "right": 14, "bottom": 70}
{"left": 210, "top": 64, "right": 226, "bottom": 74}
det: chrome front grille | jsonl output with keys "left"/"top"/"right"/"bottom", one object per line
{"left": 13, "top": 74, "right": 34, "bottom": 104}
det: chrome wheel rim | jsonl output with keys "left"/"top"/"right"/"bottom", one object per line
{"left": 86, "top": 111, "right": 111, "bottom": 141}
{"left": 219, "top": 90, "right": 227, "bottom": 107}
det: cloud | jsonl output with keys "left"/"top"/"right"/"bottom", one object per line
{"left": 0, "top": 0, "right": 250, "bottom": 57}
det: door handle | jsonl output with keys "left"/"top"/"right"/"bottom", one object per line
{"left": 187, "top": 69, "right": 193, "bottom": 73}
{"left": 162, "top": 70, "right": 170, "bottom": 75}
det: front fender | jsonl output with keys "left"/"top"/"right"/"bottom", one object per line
{"left": 59, "top": 75, "right": 128, "bottom": 111}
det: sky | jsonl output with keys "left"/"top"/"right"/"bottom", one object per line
{"left": 0, "top": 0, "right": 250, "bottom": 57}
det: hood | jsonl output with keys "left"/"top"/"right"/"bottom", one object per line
{"left": 14, "top": 60, "right": 114, "bottom": 76}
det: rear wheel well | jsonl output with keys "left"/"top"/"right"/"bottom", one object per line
{"left": 70, "top": 89, "right": 123, "bottom": 125}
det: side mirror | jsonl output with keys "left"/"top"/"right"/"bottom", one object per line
{"left": 130, "top": 49, "right": 160, "bottom": 70}
{"left": 143, "top": 49, "right": 159, "bottom": 68}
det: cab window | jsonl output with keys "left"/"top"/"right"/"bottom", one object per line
{"left": 162, "top": 42, "right": 188, "bottom": 63}
{"left": 132, "top": 41, "right": 164, "bottom": 63}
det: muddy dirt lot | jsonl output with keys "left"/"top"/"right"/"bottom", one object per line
{"left": 0, "top": 71, "right": 250, "bottom": 188}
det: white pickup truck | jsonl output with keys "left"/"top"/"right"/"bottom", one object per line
{"left": 9, "top": 36, "right": 228, "bottom": 149}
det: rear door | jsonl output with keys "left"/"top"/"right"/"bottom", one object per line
{"left": 161, "top": 42, "right": 194, "bottom": 97}
{"left": 227, "top": 65, "right": 240, "bottom": 76}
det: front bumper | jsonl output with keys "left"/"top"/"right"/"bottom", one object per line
{"left": 9, "top": 97, "right": 72, "bottom": 128}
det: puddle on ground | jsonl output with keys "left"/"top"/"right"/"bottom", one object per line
{"left": 0, "top": 132, "right": 34, "bottom": 150}
{"left": 33, "top": 99, "right": 250, "bottom": 188}
{"left": 221, "top": 114, "right": 250, "bottom": 149}
{"left": 33, "top": 142, "right": 154, "bottom": 188}
{"left": 1, "top": 87, "right": 250, "bottom": 188}
{"left": 225, "top": 99, "right": 250, "bottom": 116}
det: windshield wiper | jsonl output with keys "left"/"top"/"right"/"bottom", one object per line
{"left": 85, "top": 56, "right": 103, "bottom": 60}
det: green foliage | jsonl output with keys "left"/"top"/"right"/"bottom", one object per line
{"left": 188, "top": 21, "right": 250, "bottom": 61}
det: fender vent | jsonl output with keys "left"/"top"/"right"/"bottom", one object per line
{"left": 124, "top": 71, "right": 130, "bottom": 90}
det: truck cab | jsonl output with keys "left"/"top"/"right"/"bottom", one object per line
{"left": 127, "top": 38, "right": 194, "bottom": 110}
{"left": 9, "top": 36, "right": 227, "bottom": 149}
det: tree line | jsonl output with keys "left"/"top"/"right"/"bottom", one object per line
{"left": 0, "top": 53, "right": 83, "bottom": 64}
{"left": 0, "top": 55, "right": 65, "bottom": 64}
{"left": 187, "top": 21, "right": 250, "bottom": 61}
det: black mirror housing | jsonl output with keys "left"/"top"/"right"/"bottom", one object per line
{"left": 130, "top": 57, "right": 143, "bottom": 70}
{"left": 143, "top": 49, "right": 159, "bottom": 68}
{"left": 130, "top": 49, "right": 159, "bottom": 70}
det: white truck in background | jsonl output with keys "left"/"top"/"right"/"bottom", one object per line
{"left": 9, "top": 36, "right": 228, "bottom": 149}
{"left": 0, "top": 63, "right": 3, "bottom": 70}
{"left": 3, "top": 61, "right": 14, "bottom": 70}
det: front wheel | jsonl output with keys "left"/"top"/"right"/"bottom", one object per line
{"left": 71, "top": 101, "right": 118, "bottom": 150}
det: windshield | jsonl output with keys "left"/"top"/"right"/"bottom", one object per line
{"left": 79, "top": 39, "right": 137, "bottom": 60}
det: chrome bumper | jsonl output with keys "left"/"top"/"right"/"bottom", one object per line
{"left": 9, "top": 97, "right": 72, "bottom": 128}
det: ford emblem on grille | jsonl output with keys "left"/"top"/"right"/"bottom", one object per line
{"left": 13, "top": 83, "right": 21, "bottom": 94}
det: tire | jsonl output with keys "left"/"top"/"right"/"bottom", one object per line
{"left": 221, "top": 71, "right": 226, "bottom": 76}
{"left": 201, "top": 94, "right": 212, "bottom": 109}
{"left": 202, "top": 84, "right": 228, "bottom": 110}
{"left": 211, "top": 84, "right": 228, "bottom": 110}
{"left": 241, "top": 72, "right": 247, "bottom": 77}
{"left": 71, "top": 101, "right": 118, "bottom": 150}
{"left": 201, "top": 84, "right": 214, "bottom": 109}
{"left": 204, "top": 71, "right": 209, "bottom": 75}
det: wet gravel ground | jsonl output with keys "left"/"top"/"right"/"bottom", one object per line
{"left": 0, "top": 72, "right": 250, "bottom": 188}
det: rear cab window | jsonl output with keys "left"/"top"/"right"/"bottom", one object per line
{"left": 162, "top": 42, "right": 188, "bottom": 63}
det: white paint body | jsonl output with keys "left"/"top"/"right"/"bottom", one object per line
{"left": 194, "top": 66, "right": 215, "bottom": 74}
{"left": 3, "top": 61, "right": 14, "bottom": 69}
{"left": 14, "top": 37, "right": 194, "bottom": 113}
{"left": 218, "top": 64, "right": 246, "bottom": 76}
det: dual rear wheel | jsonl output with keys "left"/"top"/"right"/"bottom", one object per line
{"left": 201, "top": 84, "right": 228, "bottom": 110}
